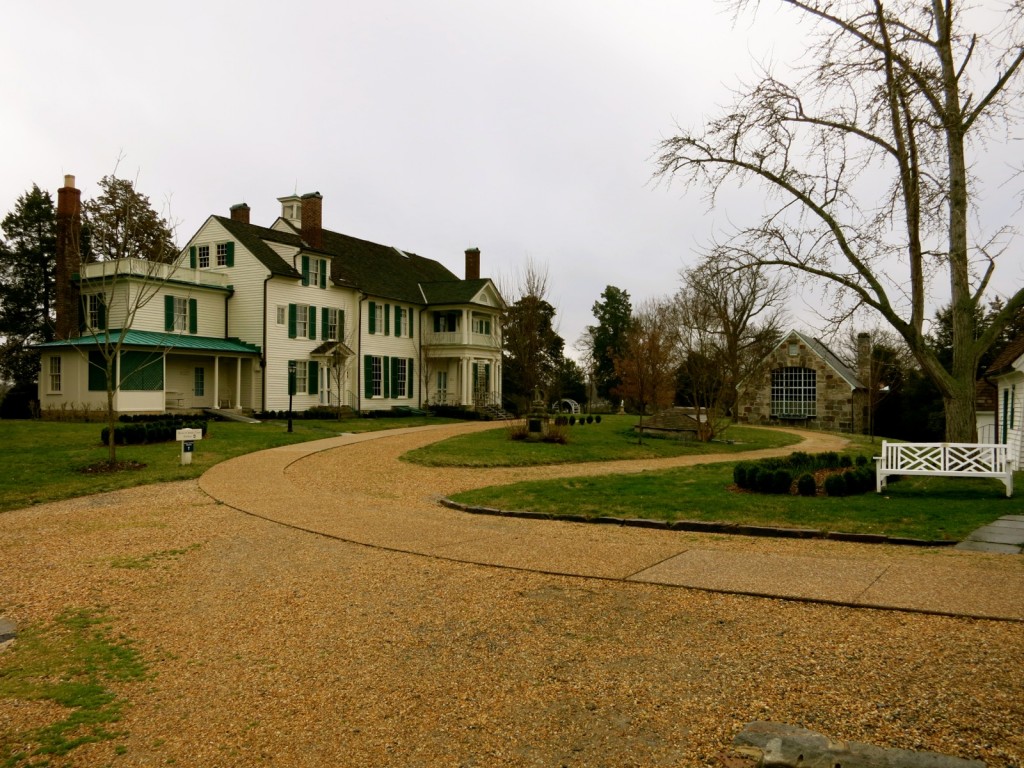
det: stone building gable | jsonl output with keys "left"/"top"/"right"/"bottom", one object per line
{"left": 739, "top": 331, "right": 867, "bottom": 433}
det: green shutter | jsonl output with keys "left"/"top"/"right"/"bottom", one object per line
{"left": 164, "top": 295, "right": 174, "bottom": 331}
{"left": 97, "top": 296, "right": 106, "bottom": 330}
{"left": 384, "top": 304, "right": 390, "bottom": 336}
{"left": 188, "top": 298, "right": 198, "bottom": 334}
{"left": 409, "top": 311, "right": 414, "bottom": 337}
{"left": 308, "top": 305, "right": 316, "bottom": 340}
{"left": 288, "top": 304, "right": 297, "bottom": 339}
{"left": 391, "top": 356, "right": 400, "bottom": 399}
{"left": 78, "top": 295, "right": 87, "bottom": 332}
{"left": 88, "top": 351, "right": 108, "bottom": 391}
{"left": 364, "top": 356, "right": 373, "bottom": 398}
{"left": 383, "top": 356, "right": 391, "bottom": 398}
{"left": 368, "top": 301, "right": 376, "bottom": 334}
{"left": 226, "top": 241, "right": 235, "bottom": 267}
{"left": 321, "top": 307, "right": 329, "bottom": 340}
{"left": 485, "top": 363, "right": 491, "bottom": 393}
{"left": 408, "top": 358, "right": 414, "bottom": 398}
{"left": 301, "top": 255, "right": 310, "bottom": 286}
{"left": 395, "top": 306, "right": 403, "bottom": 337}
{"left": 308, "top": 361, "right": 319, "bottom": 395}
{"left": 319, "top": 260, "right": 327, "bottom": 289}
{"left": 339, "top": 310, "right": 345, "bottom": 339}
{"left": 189, "top": 245, "right": 197, "bottom": 269}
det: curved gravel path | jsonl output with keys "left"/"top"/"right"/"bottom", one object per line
{"left": 1, "top": 423, "right": 1021, "bottom": 767}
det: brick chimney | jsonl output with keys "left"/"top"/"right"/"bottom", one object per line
{"left": 55, "top": 174, "right": 82, "bottom": 340}
{"left": 857, "top": 332, "right": 871, "bottom": 386}
{"left": 465, "top": 247, "right": 480, "bottom": 280}
{"left": 229, "top": 203, "right": 250, "bottom": 224}
{"left": 300, "top": 192, "right": 322, "bottom": 249}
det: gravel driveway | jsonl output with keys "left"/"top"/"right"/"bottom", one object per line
{"left": 1, "top": 425, "right": 1022, "bottom": 767}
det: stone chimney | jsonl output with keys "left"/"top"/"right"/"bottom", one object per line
{"left": 55, "top": 174, "right": 82, "bottom": 340}
{"left": 857, "top": 332, "right": 871, "bottom": 386}
{"left": 301, "top": 192, "right": 323, "bottom": 249}
{"left": 465, "top": 247, "right": 480, "bottom": 281}
{"left": 230, "top": 203, "right": 250, "bottom": 224}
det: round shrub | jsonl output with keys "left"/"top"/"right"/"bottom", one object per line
{"left": 788, "top": 451, "right": 811, "bottom": 468}
{"left": 756, "top": 469, "right": 775, "bottom": 494}
{"left": 824, "top": 473, "right": 848, "bottom": 497}
{"left": 772, "top": 469, "right": 793, "bottom": 494}
{"left": 839, "top": 454, "right": 853, "bottom": 468}
{"left": 733, "top": 463, "right": 750, "bottom": 488}
{"left": 586, "top": 415, "right": 594, "bottom": 424}
{"left": 797, "top": 473, "right": 817, "bottom": 496}
{"left": 745, "top": 465, "right": 760, "bottom": 490}
{"left": 595, "top": 415, "right": 602, "bottom": 423}
{"left": 569, "top": 415, "right": 576, "bottom": 426}
{"left": 855, "top": 454, "right": 868, "bottom": 467}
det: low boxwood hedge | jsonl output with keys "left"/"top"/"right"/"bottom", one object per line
{"left": 734, "top": 450, "right": 876, "bottom": 497}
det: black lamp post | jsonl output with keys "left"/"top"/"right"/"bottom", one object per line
{"left": 287, "top": 360, "right": 296, "bottom": 433}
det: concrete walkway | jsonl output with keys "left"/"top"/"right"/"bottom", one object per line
{"left": 956, "top": 515, "right": 1024, "bottom": 554}
{"left": 199, "top": 423, "right": 1024, "bottom": 622}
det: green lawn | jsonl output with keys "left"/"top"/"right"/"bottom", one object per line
{"left": 450, "top": 460, "right": 1019, "bottom": 541}
{"left": 0, "top": 415, "right": 454, "bottom": 513}
{"left": 401, "top": 415, "right": 802, "bottom": 467}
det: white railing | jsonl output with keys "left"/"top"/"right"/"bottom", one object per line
{"left": 79, "top": 258, "right": 230, "bottom": 288}
{"left": 876, "top": 441, "right": 1015, "bottom": 497}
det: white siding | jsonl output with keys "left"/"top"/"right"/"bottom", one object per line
{"left": 359, "top": 298, "right": 422, "bottom": 411}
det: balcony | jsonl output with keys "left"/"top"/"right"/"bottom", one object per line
{"left": 422, "top": 330, "right": 500, "bottom": 348}
{"left": 78, "top": 258, "right": 231, "bottom": 289}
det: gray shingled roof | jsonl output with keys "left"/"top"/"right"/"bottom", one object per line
{"left": 213, "top": 216, "right": 302, "bottom": 278}
{"left": 420, "top": 279, "right": 494, "bottom": 305}
{"left": 986, "top": 333, "right": 1024, "bottom": 377}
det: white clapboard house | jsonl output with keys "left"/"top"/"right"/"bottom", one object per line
{"left": 36, "top": 177, "right": 505, "bottom": 415}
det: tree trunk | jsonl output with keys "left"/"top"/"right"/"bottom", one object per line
{"left": 943, "top": 381, "right": 978, "bottom": 443}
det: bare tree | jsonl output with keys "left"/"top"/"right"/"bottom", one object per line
{"left": 613, "top": 298, "right": 679, "bottom": 444}
{"left": 677, "top": 254, "right": 788, "bottom": 424}
{"left": 656, "top": 0, "right": 1024, "bottom": 441}
{"left": 76, "top": 173, "right": 179, "bottom": 466}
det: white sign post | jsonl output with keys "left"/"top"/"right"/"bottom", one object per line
{"left": 176, "top": 428, "right": 203, "bottom": 466}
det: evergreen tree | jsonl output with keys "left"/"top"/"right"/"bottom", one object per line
{"left": 82, "top": 175, "right": 177, "bottom": 263}
{"left": 0, "top": 185, "right": 56, "bottom": 384}
{"left": 582, "top": 285, "right": 632, "bottom": 400}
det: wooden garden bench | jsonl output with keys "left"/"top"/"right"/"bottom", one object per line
{"left": 875, "top": 440, "right": 1015, "bottom": 497}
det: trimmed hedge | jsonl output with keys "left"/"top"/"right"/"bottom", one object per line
{"left": 101, "top": 419, "right": 207, "bottom": 447}
{"left": 734, "top": 450, "right": 875, "bottom": 497}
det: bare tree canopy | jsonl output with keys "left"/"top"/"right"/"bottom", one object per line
{"left": 613, "top": 298, "right": 679, "bottom": 442}
{"left": 656, "top": 0, "right": 1024, "bottom": 441}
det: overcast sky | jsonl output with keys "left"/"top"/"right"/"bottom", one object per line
{"left": 2, "top": 1, "right": 1019, "bottom": 359}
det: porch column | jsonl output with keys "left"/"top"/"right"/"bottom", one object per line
{"left": 213, "top": 356, "right": 220, "bottom": 408}
{"left": 235, "top": 358, "right": 242, "bottom": 408}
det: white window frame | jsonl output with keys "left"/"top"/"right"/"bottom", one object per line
{"left": 87, "top": 294, "right": 104, "bottom": 329}
{"left": 173, "top": 297, "right": 188, "bottom": 332}
{"left": 295, "top": 362, "right": 308, "bottom": 394}
{"left": 198, "top": 244, "right": 210, "bottom": 268}
{"left": 276, "top": 306, "right": 286, "bottom": 325}
{"left": 295, "top": 304, "right": 309, "bottom": 338}
{"left": 771, "top": 366, "right": 817, "bottom": 418}
{"left": 327, "top": 308, "right": 339, "bottom": 341}
{"left": 374, "top": 304, "right": 384, "bottom": 335}
{"left": 371, "top": 356, "right": 382, "bottom": 397}
{"left": 309, "top": 258, "right": 321, "bottom": 287}
{"left": 472, "top": 315, "right": 490, "bottom": 334}
{"left": 194, "top": 367, "right": 205, "bottom": 397}
{"left": 436, "top": 370, "right": 447, "bottom": 396}
{"left": 48, "top": 356, "right": 62, "bottom": 393}
{"left": 395, "top": 358, "right": 407, "bottom": 398}
{"left": 216, "top": 242, "right": 228, "bottom": 267}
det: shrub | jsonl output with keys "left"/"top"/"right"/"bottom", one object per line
{"left": 855, "top": 454, "right": 868, "bottom": 467}
{"left": 756, "top": 469, "right": 775, "bottom": 494}
{"left": 595, "top": 415, "right": 602, "bottom": 423}
{"left": 824, "top": 473, "right": 847, "bottom": 497}
{"left": 542, "top": 424, "right": 569, "bottom": 444}
{"left": 839, "top": 454, "right": 853, "bottom": 468}
{"left": 569, "top": 415, "right": 576, "bottom": 425}
{"left": 586, "top": 415, "right": 594, "bottom": 424}
{"left": 797, "top": 473, "right": 817, "bottom": 496}
{"left": 772, "top": 469, "right": 793, "bottom": 494}
{"left": 745, "top": 465, "right": 760, "bottom": 490}
{"left": 733, "top": 463, "right": 750, "bottom": 488}
{"left": 820, "top": 451, "right": 840, "bottom": 469}
{"left": 788, "top": 451, "right": 811, "bottom": 468}
{"left": 506, "top": 421, "right": 529, "bottom": 441}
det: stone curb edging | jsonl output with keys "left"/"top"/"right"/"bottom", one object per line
{"left": 439, "top": 499, "right": 958, "bottom": 548}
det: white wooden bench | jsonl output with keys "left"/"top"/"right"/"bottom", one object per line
{"left": 876, "top": 441, "right": 1015, "bottom": 497}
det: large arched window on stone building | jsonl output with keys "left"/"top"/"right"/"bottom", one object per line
{"left": 771, "top": 366, "right": 816, "bottom": 418}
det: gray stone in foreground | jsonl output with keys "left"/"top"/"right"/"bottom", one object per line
{"left": 0, "top": 618, "right": 16, "bottom": 644}
{"left": 734, "top": 721, "right": 984, "bottom": 768}
{"left": 954, "top": 540, "right": 1023, "bottom": 554}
